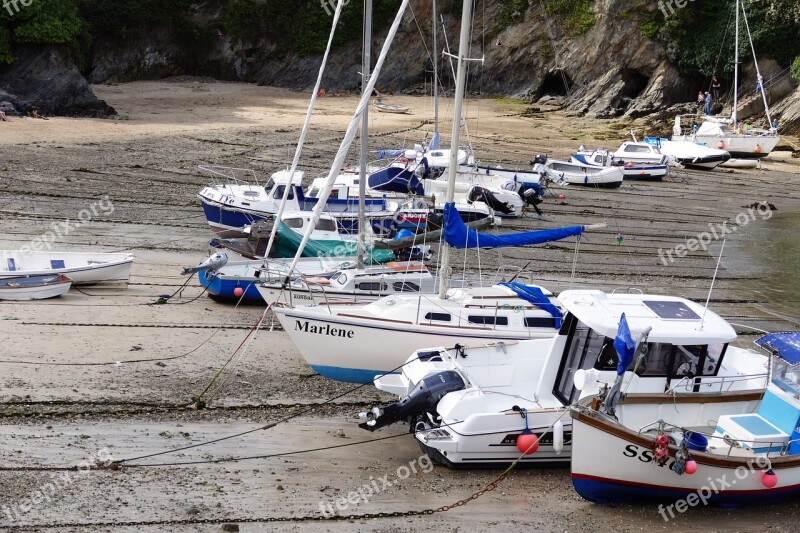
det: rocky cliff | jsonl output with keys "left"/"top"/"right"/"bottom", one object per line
{"left": 4, "top": 0, "right": 798, "bottom": 130}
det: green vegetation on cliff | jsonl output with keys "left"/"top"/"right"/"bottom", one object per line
{"left": 637, "top": 0, "right": 800, "bottom": 77}
{"left": 0, "top": 0, "right": 88, "bottom": 65}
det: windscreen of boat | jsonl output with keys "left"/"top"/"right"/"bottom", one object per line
{"left": 593, "top": 341, "right": 728, "bottom": 378}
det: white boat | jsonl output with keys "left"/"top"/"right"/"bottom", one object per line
{"left": 373, "top": 100, "right": 410, "bottom": 114}
{"left": 545, "top": 159, "right": 624, "bottom": 188}
{"left": 670, "top": 0, "right": 779, "bottom": 159}
{"left": 720, "top": 158, "right": 760, "bottom": 169}
{"left": 0, "top": 251, "right": 133, "bottom": 285}
{"left": 273, "top": 283, "right": 564, "bottom": 383}
{"left": 644, "top": 137, "right": 731, "bottom": 170}
{"left": 358, "top": 290, "right": 770, "bottom": 468}
{"left": 0, "top": 274, "right": 72, "bottom": 300}
{"left": 570, "top": 331, "right": 800, "bottom": 506}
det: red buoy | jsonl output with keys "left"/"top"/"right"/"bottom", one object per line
{"left": 685, "top": 460, "right": 697, "bottom": 475}
{"left": 233, "top": 287, "right": 244, "bottom": 298}
{"left": 762, "top": 469, "right": 778, "bottom": 488}
{"left": 718, "top": 141, "right": 725, "bottom": 149}
{"left": 516, "top": 431, "right": 539, "bottom": 455}
{"left": 755, "top": 145, "right": 763, "bottom": 154}
{"left": 558, "top": 194, "right": 566, "bottom": 200}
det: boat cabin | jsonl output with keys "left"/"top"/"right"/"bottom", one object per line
{"left": 550, "top": 290, "right": 759, "bottom": 404}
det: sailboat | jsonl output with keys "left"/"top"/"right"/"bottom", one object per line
{"left": 670, "top": 0, "right": 780, "bottom": 158}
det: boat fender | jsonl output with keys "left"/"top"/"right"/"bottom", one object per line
{"left": 553, "top": 420, "right": 564, "bottom": 455}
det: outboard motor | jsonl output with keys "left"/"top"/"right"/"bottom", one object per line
{"left": 467, "top": 186, "right": 514, "bottom": 215}
{"left": 358, "top": 371, "right": 465, "bottom": 432}
{"left": 518, "top": 184, "right": 544, "bottom": 215}
{"left": 180, "top": 252, "right": 229, "bottom": 276}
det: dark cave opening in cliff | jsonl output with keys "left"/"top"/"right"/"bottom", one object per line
{"left": 620, "top": 69, "right": 650, "bottom": 99}
{"left": 537, "top": 70, "right": 573, "bottom": 98}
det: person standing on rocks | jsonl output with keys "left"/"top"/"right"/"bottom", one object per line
{"left": 711, "top": 75, "right": 721, "bottom": 100}
{"left": 704, "top": 91, "right": 712, "bottom": 116}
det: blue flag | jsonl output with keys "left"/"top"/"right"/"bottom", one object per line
{"left": 429, "top": 131, "right": 440, "bottom": 150}
{"left": 614, "top": 313, "right": 636, "bottom": 375}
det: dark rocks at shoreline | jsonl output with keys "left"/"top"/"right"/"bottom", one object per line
{"left": 0, "top": 47, "right": 116, "bottom": 118}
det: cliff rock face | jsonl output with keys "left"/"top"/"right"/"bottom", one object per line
{"left": 0, "top": 47, "right": 115, "bottom": 117}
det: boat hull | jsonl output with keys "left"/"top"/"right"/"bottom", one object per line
{"left": 571, "top": 406, "right": 800, "bottom": 506}
{"left": 273, "top": 307, "right": 555, "bottom": 383}
{"left": 0, "top": 275, "right": 72, "bottom": 300}
{"left": 0, "top": 252, "right": 133, "bottom": 285}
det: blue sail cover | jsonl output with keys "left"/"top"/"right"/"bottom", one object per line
{"left": 378, "top": 149, "right": 405, "bottom": 159}
{"left": 443, "top": 202, "right": 584, "bottom": 249}
{"left": 614, "top": 313, "right": 636, "bottom": 375}
{"left": 368, "top": 166, "right": 424, "bottom": 196}
{"left": 499, "top": 282, "right": 562, "bottom": 327}
{"left": 756, "top": 332, "right": 800, "bottom": 365}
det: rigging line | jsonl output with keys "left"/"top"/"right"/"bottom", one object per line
{"left": 203, "top": 305, "right": 274, "bottom": 404}
{"left": 710, "top": 4, "right": 736, "bottom": 97}
{"left": 119, "top": 433, "right": 407, "bottom": 468}
{"left": 194, "top": 302, "right": 269, "bottom": 405}
{"left": 112, "top": 356, "right": 421, "bottom": 465}
{"left": 0, "top": 278, "right": 257, "bottom": 367}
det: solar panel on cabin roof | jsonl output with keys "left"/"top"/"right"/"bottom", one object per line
{"left": 642, "top": 300, "right": 701, "bottom": 320}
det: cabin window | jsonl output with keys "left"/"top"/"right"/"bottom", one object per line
{"left": 525, "top": 317, "right": 557, "bottom": 328}
{"left": 554, "top": 319, "right": 610, "bottom": 404}
{"left": 357, "top": 282, "right": 387, "bottom": 292}
{"left": 316, "top": 218, "right": 338, "bottom": 232}
{"left": 624, "top": 145, "right": 652, "bottom": 153}
{"left": 272, "top": 185, "right": 295, "bottom": 200}
{"left": 307, "top": 187, "right": 320, "bottom": 197}
{"left": 467, "top": 315, "right": 509, "bottom": 326}
{"left": 50, "top": 260, "right": 65, "bottom": 269}
{"left": 424, "top": 312, "right": 451, "bottom": 322}
{"left": 284, "top": 218, "right": 304, "bottom": 229}
{"left": 392, "top": 282, "right": 420, "bottom": 292}
{"left": 264, "top": 179, "right": 275, "bottom": 194}
{"left": 592, "top": 341, "right": 727, "bottom": 379}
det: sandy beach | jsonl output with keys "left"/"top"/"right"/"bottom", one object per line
{"left": 1, "top": 79, "right": 799, "bottom": 532}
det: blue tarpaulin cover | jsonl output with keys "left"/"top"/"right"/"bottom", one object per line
{"left": 443, "top": 202, "right": 584, "bottom": 249}
{"left": 614, "top": 313, "right": 636, "bottom": 376}
{"left": 378, "top": 149, "right": 405, "bottom": 159}
{"left": 756, "top": 332, "right": 800, "bottom": 365}
{"left": 499, "top": 282, "right": 563, "bottom": 327}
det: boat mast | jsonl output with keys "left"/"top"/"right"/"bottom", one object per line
{"left": 437, "top": 0, "right": 473, "bottom": 299}
{"left": 357, "top": 0, "right": 372, "bottom": 269}
{"left": 432, "top": 0, "right": 439, "bottom": 137}
{"left": 732, "top": 0, "right": 739, "bottom": 125}
{"left": 740, "top": 0, "right": 774, "bottom": 129}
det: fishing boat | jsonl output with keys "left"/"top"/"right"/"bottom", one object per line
{"left": 570, "top": 331, "right": 800, "bottom": 506}
{"left": 0, "top": 274, "right": 72, "bottom": 300}
{"left": 358, "top": 290, "right": 770, "bottom": 468}
{"left": 0, "top": 251, "right": 133, "bottom": 285}
{"left": 670, "top": 1, "right": 780, "bottom": 159}
{"left": 373, "top": 100, "right": 410, "bottom": 114}
{"left": 644, "top": 137, "right": 731, "bottom": 170}
{"left": 545, "top": 159, "right": 624, "bottom": 188}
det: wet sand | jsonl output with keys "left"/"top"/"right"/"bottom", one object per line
{"left": 1, "top": 79, "right": 799, "bottom": 531}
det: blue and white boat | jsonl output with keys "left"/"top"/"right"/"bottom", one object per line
{"left": 198, "top": 166, "right": 406, "bottom": 238}
{"left": 571, "top": 141, "right": 670, "bottom": 181}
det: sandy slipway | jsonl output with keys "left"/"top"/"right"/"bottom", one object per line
{"left": 0, "top": 81, "right": 799, "bottom": 531}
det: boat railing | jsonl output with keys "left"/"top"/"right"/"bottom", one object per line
{"left": 637, "top": 419, "right": 800, "bottom": 459}
{"left": 199, "top": 164, "right": 262, "bottom": 188}
{"left": 611, "top": 287, "right": 644, "bottom": 294}
{"left": 666, "top": 372, "right": 770, "bottom": 394}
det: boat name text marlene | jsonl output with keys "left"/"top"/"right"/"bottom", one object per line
{"left": 294, "top": 321, "right": 355, "bottom": 338}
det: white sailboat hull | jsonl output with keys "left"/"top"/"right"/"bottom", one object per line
{"left": 0, "top": 275, "right": 72, "bottom": 300}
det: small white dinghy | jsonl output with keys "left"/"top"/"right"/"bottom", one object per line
{"left": 546, "top": 159, "right": 624, "bottom": 188}
{"left": 373, "top": 100, "right": 410, "bottom": 114}
{"left": 720, "top": 158, "right": 760, "bottom": 169}
{"left": 0, "top": 274, "right": 72, "bottom": 300}
{"left": 0, "top": 251, "right": 134, "bottom": 285}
